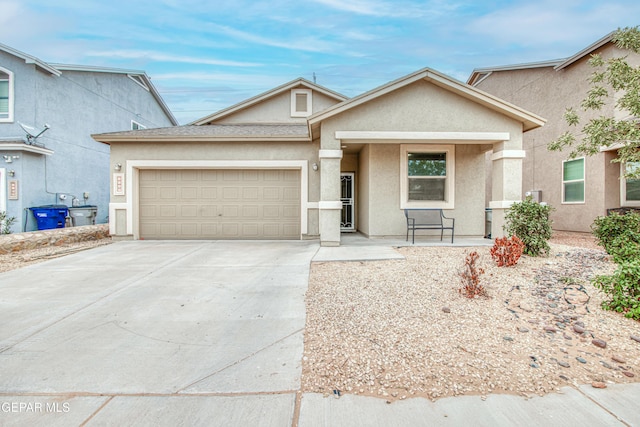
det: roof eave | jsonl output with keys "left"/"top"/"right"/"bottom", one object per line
{"left": 554, "top": 31, "right": 615, "bottom": 70}
{"left": 93, "top": 134, "right": 311, "bottom": 144}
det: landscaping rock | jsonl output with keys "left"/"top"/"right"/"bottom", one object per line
{"left": 612, "top": 355, "right": 626, "bottom": 364}
{"left": 592, "top": 339, "right": 607, "bottom": 349}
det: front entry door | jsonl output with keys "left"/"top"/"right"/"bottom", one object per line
{"left": 341, "top": 173, "right": 355, "bottom": 232}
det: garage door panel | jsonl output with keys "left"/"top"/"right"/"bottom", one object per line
{"left": 160, "top": 206, "right": 177, "bottom": 217}
{"left": 243, "top": 170, "right": 259, "bottom": 181}
{"left": 223, "top": 187, "right": 240, "bottom": 199}
{"left": 201, "top": 205, "right": 218, "bottom": 217}
{"left": 181, "top": 205, "right": 198, "bottom": 217}
{"left": 140, "top": 206, "right": 157, "bottom": 218}
{"left": 159, "top": 187, "right": 177, "bottom": 199}
{"left": 243, "top": 187, "right": 259, "bottom": 199}
{"left": 159, "top": 170, "right": 177, "bottom": 181}
{"left": 139, "top": 169, "right": 300, "bottom": 240}
{"left": 181, "top": 170, "right": 198, "bottom": 180}
{"left": 180, "top": 223, "right": 198, "bottom": 235}
{"left": 181, "top": 187, "right": 198, "bottom": 199}
{"left": 202, "top": 187, "right": 218, "bottom": 199}
{"left": 201, "top": 223, "right": 218, "bottom": 236}
{"left": 223, "top": 170, "right": 240, "bottom": 181}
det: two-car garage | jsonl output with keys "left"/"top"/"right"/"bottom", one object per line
{"left": 138, "top": 169, "right": 301, "bottom": 240}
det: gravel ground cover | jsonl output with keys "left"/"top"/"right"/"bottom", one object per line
{"left": 303, "top": 238, "right": 640, "bottom": 402}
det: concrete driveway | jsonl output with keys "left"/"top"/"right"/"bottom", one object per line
{"left": 0, "top": 240, "right": 319, "bottom": 426}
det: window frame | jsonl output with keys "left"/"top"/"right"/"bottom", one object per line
{"left": 621, "top": 162, "right": 640, "bottom": 207}
{"left": 131, "top": 120, "right": 146, "bottom": 130}
{"left": 0, "top": 66, "right": 15, "bottom": 123}
{"left": 561, "top": 157, "right": 585, "bottom": 204}
{"left": 290, "top": 89, "right": 312, "bottom": 117}
{"left": 400, "top": 144, "right": 455, "bottom": 209}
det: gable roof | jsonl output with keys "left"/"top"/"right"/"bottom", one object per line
{"left": 467, "top": 31, "right": 616, "bottom": 85}
{"left": 93, "top": 123, "right": 309, "bottom": 144}
{"left": 467, "top": 59, "right": 565, "bottom": 86}
{"left": 0, "top": 43, "right": 178, "bottom": 126}
{"left": 190, "top": 78, "right": 348, "bottom": 126}
{"left": 0, "top": 42, "right": 61, "bottom": 76}
{"left": 309, "top": 67, "right": 545, "bottom": 133}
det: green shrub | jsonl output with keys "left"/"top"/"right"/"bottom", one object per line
{"left": 0, "top": 211, "right": 16, "bottom": 234}
{"left": 591, "top": 211, "right": 640, "bottom": 320}
{"left": 504, "top": 197, "right": 553, "bottom": 256}
{"left": 591, "top": 212, "right": 640, "bottom": 261}
{"left": 593, "top": 258, "right": 640, "bottom": 320}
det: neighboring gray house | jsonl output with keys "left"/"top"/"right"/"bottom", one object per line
{"left": 94, "top": 69, "right": 543, "bottom": 246}
{"left": 468, "top": 32, "right": 640, "bottom": 232}
{"left": 0, "top": 43, "right": 177, "bottom": 232}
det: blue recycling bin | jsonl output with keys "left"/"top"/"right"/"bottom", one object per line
{"left": 29, "top": 205, "right": 69, "bottom": 230}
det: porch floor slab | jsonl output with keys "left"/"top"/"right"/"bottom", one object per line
{"left": 313, "top": 233, "right": 493, "bottom": 262}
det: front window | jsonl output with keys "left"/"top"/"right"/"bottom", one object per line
{"left": 622, "top": 162, "right": 640, "bottom": 206}
{"left": 0, "top": 68, "right": 13, "bottom": 122}
{"left": 408, "top": 153, "right": 447, "bottom": 201}
{"left": 562, "top": 158, "right": 585, "bottom": 203}
{"left": 401, "top": 145, "right": 455, "bottom": 209}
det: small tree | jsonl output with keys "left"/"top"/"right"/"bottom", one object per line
{"left": 548, "top": 26, "right": 640, "bottom": 177}
{"left": 0, "top": 211, "right": 16, "bottom": 234}
{"left": 459, "top": 251, "right": 487, "bottom": 298}
{"left": 504, "top": 197, "right": 553, "bottom": 256}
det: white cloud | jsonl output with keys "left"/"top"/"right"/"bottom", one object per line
{"left": 86, "top": 50, "right": 262, "bottom": 67}
{"left": 467, "top": 1, "right": 636, "bottom": 47}
{"left": 206, "top": 23, "right": 338, "bottom": 53}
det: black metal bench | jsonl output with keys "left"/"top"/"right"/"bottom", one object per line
{"left": 404, "top": 209, "right": 455, "bottom": 244}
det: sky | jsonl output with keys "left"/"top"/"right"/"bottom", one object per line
{"left": 1, "top": 0, "right": 640, "bottom": 125}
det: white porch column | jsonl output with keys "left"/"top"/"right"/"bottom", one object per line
{"left": 489, "top": 149, "right": 526, "bottom": 238}
{"left": 318, "top": 149, "right": 343, "bottom": 246}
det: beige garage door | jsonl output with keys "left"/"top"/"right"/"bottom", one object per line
{"left": 139, "top": 169, "right": 300, "bottom": 239}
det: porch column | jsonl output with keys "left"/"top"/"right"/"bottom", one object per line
{"left": 318, "top": 149, "right": 343, "bottom": 246}
{"left": 489, "top": 148, "right": 526, "bottom": 238}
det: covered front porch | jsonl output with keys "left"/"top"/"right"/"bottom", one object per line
{"left": 307, "top": 68, "right": 545, "bottom": 247}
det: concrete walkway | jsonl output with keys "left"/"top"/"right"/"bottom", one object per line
{"left": 0, "top": 239, "right": 638, "bottom": 426}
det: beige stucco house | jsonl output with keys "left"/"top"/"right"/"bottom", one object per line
{"left": 93, "top": 68, "right": 544, "bottom": 246}
{"left": 468, "top": 32, "right": 640, "bottom": 233}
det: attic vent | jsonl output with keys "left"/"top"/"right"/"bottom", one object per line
{"left": 291, "top": 89, "right": 312, "bottom": 117}
{"left": 127, "top": 74, "right": 149, "bottom": 91}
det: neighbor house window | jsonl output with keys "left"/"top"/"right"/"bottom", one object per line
{"left": 400, "top": 145, "right": 455, "bottom": 209}
{"left": 131, "top": 120, "right": 146, "bottom": 130}
{"left": 0, "top": 67, "right": 14, "bottom": 122}
{"left": 622, "top": 162, "right": 640, "bottom": 206}
{"left": 562, "top": 158, "right": 585, "bottom": 203}
{"left": 290, "top": 89, "right": 312, "bottom": 117}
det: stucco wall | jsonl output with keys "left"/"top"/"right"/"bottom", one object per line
{"left": 0, "top": 51, "right": 175, "bottom": 232}
{"left": 474, "top": 43, "right": 632, "bottom": 231}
